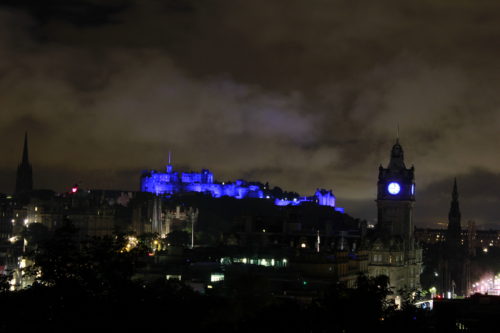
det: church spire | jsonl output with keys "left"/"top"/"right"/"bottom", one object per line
{"left": 22, "top": 132, "right": 29, "bottom": 164}
{"left": 452, "top": 177, "right": 458, "bottom": 201}
{"left": 15, "top": 132, "right": 33, "bottom": 195}
{"left": 449, "top": 178, "right": 461, "bottom": 220}
{"left": 447, "top": 178, "right": 461, "bottom": 247}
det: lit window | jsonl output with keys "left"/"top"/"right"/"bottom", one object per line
{"left": 210, "top": 273, "right": 224, "bottom": 282}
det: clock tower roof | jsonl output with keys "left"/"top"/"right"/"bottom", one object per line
{"left": 388, "top": 139, "right": 406, "bottom": 170}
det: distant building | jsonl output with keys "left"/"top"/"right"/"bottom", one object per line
{"left": 366, "top": 139, "right": 422, "bottom": 296}
{"left": 141, "top": 162, "right": 341, "bottom": 210}
{"left": 18, "top": 189, "right": 130, "bottom": 238}
{"left": 415, "top": 226, "right": 499, "bottom": 250}
{"left": 467, "top": 220, "right": 476, "bottom": 256}
{"left": 131, "top": 197, "right": 198, "bottom": 239}
{"left": 414, "top": 228, "right": 448, "bottom": 244}
{"left": 165, "top": 206, "right": 198, "bottom": 237}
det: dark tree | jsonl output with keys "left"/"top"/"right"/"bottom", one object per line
{"left": 27, "top": 219, "right": 144, "bottom": 293}
{"left": 22, "top": 222, "right": 50, "bottom": 250}
{"left": 166, "top": 230, "right": 191, "bottom": 247}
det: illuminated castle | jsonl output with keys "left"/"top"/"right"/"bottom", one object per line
{"left": 141, "top": 162, "right": 341, "bottom": 210}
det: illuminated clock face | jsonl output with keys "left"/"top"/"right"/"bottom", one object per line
{"left": 387, "top": 182, "right": 401, "bottom": 195}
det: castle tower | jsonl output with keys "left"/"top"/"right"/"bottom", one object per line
{"left": 14, "top": 132, "right": 33, "bottom": 195}
{"left": 368, "top": 139, "right": 422, "bottom": 295}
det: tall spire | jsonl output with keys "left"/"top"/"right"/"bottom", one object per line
{"left": 15, "top": 132, "right": 33, "bottom": 195}
{"left": 447, "top": 178, "right": 461, "bottom": 247}
{"left": 449, "top": 178, "right": 460, "bottom": 218}
{"left": 452, "top": 177, "right": 458, "bottom": 201}
{"left": 22, "top": 132, "right": 29, "bottom": 164}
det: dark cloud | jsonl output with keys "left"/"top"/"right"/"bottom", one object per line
{"left": 415, "top": 169, "right": 500, "bottom": 228}
{"left": 1, "top": 0, "right": 500, "bottom": 227}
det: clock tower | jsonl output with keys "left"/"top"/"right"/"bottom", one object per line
{"left": 367, "top": 139, "right": 422, "bottom": 296}
{"left": 376, "top": 139, "right": 415, "bottom": 250}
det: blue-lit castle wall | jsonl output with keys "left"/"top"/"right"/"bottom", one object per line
{"left": 141, "top": 164, "right": 343, "bottom": 211}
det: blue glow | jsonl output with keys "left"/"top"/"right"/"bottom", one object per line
{"left": 274, "top": 198, "right": 292, "bottom": 206}
{"left": 315, "top": 189, "right": 336, "bottom": 207}
{"left": 411, "top": 184, "right": 415, "bottom": 195}
{"left": 141, "top": 164, "right": 340, "bottom": 210}
{"left": 387, "top": 182, "right": 401, "bottom": 195}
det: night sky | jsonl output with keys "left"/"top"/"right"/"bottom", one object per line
{"left": 1, "top": 0, "right": 500, "bottom": 228}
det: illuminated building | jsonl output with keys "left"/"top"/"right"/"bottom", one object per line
{"left": 220, "top": 256, "right": 288, "bottom": 268}
{"left": 415, "top": 224, "right": 500, "bottom": 250}
{"left": 366, "top": 139, "right": 422, "bottom": 296}
{"left": 14, "top": 133, "right": 33, "bottom": 195}
{"left": 141, "top": 162, "right": 340, "bottom": 210}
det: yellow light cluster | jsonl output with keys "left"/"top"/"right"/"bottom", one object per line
{"left": 124, "top": 236, "right": 138, "bottom": 252}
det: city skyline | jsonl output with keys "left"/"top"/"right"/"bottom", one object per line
{"left": 3, "top": 134, "right": 495, "bottom": 230}
{"left": 1, "top": 1, "right": 500, "bottom": 227}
